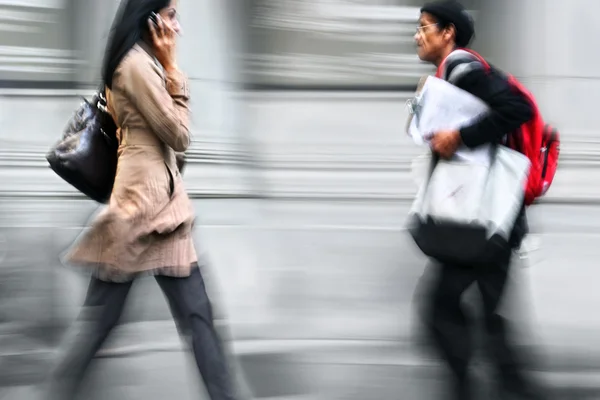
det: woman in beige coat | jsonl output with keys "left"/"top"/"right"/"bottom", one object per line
{"left": 43, "top": 1, "right": 237, "bottom": 399}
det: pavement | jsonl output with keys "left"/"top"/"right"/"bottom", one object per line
{"left": 2, "top": 335, "right": 600, "bottom": 400}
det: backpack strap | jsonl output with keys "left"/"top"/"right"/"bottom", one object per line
{"left": 436, "top": 48, "right": 490, "bottom": 84}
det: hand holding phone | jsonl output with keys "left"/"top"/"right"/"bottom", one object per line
{"left": 149, "top": 11, "right": 159, "bottom": 27}
{"left": 147, "top": 11, "right": 178, "bottom": 73}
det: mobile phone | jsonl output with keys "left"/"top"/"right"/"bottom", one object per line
{"left": 149, "top": 11, "right": 159, "bottom": 27}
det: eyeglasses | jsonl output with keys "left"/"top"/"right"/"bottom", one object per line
{"left": 415, "top": 23, "right": 439, "bottom": 35}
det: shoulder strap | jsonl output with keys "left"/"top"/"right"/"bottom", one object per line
{"left": 455, "top": 48, "right": 490, "bottom": 69}
{"left": 435, "top": 48, "right": 490, "bottom": 83}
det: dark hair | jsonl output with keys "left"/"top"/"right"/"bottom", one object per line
{"left": 433, "top": 17, "right": 454, "bottom": 35}
{"left": 433, "top": 18, "right": 464, "bottom": 48}
{"left": 101, "top": 0, "right": 170, "bottom": 89}
{"left": 421, "top": 1, "right": 475, "bottom": 48}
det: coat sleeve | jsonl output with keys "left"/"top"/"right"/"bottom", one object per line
{"left": 119, "top": 55, "right": 191, "bottom": 152}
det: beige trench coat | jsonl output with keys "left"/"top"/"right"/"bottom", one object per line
{"left": 64, "top": 42, "right": 197, "bottom": 282}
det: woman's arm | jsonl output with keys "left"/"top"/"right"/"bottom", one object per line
{"left": 119, "top": 53, "right": 191, "bottom": 152}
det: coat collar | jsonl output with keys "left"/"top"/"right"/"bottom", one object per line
{"left": 135, "top": 41, "right": 164, "bottom": 71}
{"left": 136, "top": 40, "right": 154, "bottom": 58}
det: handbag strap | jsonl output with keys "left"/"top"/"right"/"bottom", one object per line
{"left": 94, "top": 83, "right": 110, "bottom": 114}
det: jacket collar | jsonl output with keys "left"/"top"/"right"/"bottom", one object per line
{"left": 137, "top": 40, "right": 154, "bottom": 57}
{"left": 135, "top": 41, "right": 164, "bottom": 71}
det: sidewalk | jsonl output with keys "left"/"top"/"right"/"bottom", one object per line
{"left": 3, "top": 330, "right": 600, "bottom": 400}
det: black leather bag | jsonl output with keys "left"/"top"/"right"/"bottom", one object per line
{"left": 46, "top": 88, "right": 118, "bottom": 203}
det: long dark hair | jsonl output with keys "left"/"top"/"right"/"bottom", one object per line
{"left": 101, "top": 0, "right": 170, "bottom": 89}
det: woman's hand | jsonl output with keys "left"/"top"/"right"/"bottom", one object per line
{"left": 148, "top": 14, "right": 178, "bottom": 73}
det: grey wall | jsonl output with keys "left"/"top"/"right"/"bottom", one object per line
{"left": 0, "top": 0, "right": 79, "bottom": 85}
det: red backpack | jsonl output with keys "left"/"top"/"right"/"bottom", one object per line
{"left": 436, "top": 48, "right": 560, "bottom": 206}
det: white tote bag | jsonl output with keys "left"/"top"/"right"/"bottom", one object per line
{"left": 408, "top": 146, "right": 531, "bottom": 264}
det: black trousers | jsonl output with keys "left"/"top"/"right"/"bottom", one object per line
{"left": 419, "top": 252, "right": 525, "bottom": 397}
{"left": 44, "top": 265, "right": 237, "bottom": 400}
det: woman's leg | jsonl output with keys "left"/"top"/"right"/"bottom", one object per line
{"left": 155, "top": 266, "right": 237, "bottom": 400}
{"left": 43, "top": 276, "right": 133, "bottom": 400}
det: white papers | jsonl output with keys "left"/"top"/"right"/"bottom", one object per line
{"left": 407, "top": 75, "right": 492, "bottom": 165}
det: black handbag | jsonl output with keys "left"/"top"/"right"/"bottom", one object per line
{"left": 46, "top": 87, "right": 118, "bottom": 203}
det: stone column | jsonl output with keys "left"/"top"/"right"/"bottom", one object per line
{"left": 475, "top": 0, "right": 600, "bottom": 354}
{"left": 71, "top": 0, "right": 121, "bottom": 87}
{"left": 172, "top": 0, "right": 262, "bottom": 338}
{"left": 477, "top": 0, "right": 599, "bottom": 201}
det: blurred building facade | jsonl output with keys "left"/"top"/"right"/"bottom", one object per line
{"left": 1, "top": 0, "right": 600, "bottom": 392}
